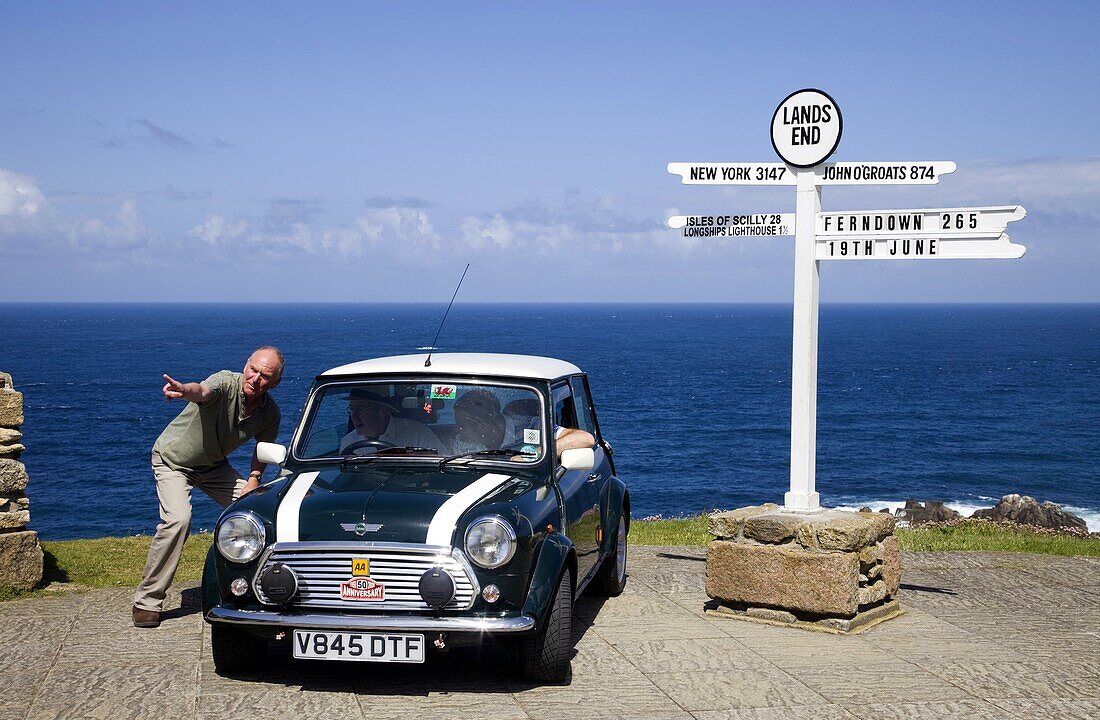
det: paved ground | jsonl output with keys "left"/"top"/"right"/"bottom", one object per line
{"left": 2, "top": 546, "right": 1099, "bottom": 720}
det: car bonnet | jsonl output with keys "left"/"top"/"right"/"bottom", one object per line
{"left": 271, "top": 466, "right": 523, "bottom": 546}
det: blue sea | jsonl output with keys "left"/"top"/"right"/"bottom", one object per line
{"left": 1, "top": 303, "right": 1098, "bottom": 540}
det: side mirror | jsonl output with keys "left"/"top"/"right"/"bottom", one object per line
{"left": 560, "top": 447, "right": 595, "bottom": 471}
{"left": 256, "top": 442, "right": 288, "bottom": 466}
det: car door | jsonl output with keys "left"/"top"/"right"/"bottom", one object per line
{"left": 570, "top": 374, "right": 614, "bottom": 550}
{"left": 551, "top": 381, "right": 601, "bottom": 583}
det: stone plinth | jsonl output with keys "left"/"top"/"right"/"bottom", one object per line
{"left": 0, "top": 371, "right": 43, "bottom": 590}
{"left": 705, "top": 504, "right": 902, "bottom": 632}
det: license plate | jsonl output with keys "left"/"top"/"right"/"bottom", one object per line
{"left": 292, "top": 630, "right": 425, "bottom": 663}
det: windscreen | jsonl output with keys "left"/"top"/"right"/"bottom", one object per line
{"left": 296, "top": 381, "right": 546, "bottom": 462}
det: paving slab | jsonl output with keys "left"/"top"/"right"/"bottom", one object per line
{"left": 1, "top": 547, "right": 1099, "bottom": 720}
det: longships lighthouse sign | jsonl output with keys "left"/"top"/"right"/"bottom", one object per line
{"left": 668, "top": 89, "right": 1027, "bottom": 512}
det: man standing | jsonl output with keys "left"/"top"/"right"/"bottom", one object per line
{"left": 132, "top": 346, "right": 284, "bottom": 628}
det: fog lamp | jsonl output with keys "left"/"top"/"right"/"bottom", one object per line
{"left": 419, "top": 567, "right": 456, "bottom": 609}
{"left": 482, "top": 584, "right": 501, "bottom": 603}
{"left": 230, "top": 578, "right": 249, "bottom": 596}
{"left": 258, "top": 562, "right": 299, "bottom": 604}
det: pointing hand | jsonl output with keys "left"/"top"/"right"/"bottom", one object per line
{"left": 162, "top": 374, "right": 185, "bottom": 400}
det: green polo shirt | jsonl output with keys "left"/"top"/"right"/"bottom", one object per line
{"left": 153, "top": 370, "right": 281, "bottom": 473}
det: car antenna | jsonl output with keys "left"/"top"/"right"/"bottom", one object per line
{"left": 425, "top": 263, "right": 470, "bottom": 368}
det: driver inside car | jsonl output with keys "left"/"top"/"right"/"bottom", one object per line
{"left": 339, "top": 387, "right": 441, "bottom": 454}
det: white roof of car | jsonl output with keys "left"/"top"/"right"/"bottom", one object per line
{"left": 321, "top": 353, "right": 583, "bottom": 381}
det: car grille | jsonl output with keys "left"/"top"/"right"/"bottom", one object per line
{"left": 252, "top": 542, "right": 479, "bottom": 611}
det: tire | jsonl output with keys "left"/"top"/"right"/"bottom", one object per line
{"left": 211, "top": 624, "right": 266, "bottom": 674}
{"left": 592, "top": 514, "right": 628, "bottom": 597}
{"left": 520, "top": 570, "right": 573, "bottom": 683}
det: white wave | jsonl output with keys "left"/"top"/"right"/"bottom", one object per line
{"left": 834, "top": 499, "right": 1100, "bottom": 533}
{"left": 416, "top": 346, "right": 437, "bottom": 350}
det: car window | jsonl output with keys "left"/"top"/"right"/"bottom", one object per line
{"left": 297, "top": 381, "right": 546, "bottom": 462}
{"left": 569, "top": 376, "right": 595, "bottom": 436}
{"left": 551, "top": 383, "right": 578, "bottom": 431}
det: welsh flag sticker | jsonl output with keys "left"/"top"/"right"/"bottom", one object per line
{"left": 430, "top": 384, "right": 457, "bottom": 400}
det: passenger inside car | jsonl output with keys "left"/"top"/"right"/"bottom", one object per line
{"left": 447, "top": 389, "right": 505, "bottom": 455}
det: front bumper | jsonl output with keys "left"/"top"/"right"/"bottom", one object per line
{"left": 206, "top": 606, "right": 536, "bottom": 633}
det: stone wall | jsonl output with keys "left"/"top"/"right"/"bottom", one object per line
{"left": 0, "top": 371, "right": 44, "bottom": 590}
{"left": 706, "top": 503, "right": 901, "bottom": 632}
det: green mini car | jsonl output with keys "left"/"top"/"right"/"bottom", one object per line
{"left": 202, "top": 353, "right": 628, "bottom": 682}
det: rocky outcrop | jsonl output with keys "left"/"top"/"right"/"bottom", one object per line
{"left": 895, "top": 499, "right": 961, "bottom": 525}
{"left": 971, "top": 494, "right": 1088, "bottom": 533}
{"left": 0, "top": 371, "right": 43, "bottom": 590}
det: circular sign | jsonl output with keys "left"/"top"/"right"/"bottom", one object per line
{"left": 770, "top": 88, "right": 842, "bottom": 168}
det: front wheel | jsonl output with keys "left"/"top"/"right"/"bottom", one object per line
{"left": 210, "top": 624, "right": 266, "bottom": 674}
{"left": 593, "top": 514, "right": 627, "bottom": 597}
{"left": 520, "top": 570, "right": 572, "bottom": 682}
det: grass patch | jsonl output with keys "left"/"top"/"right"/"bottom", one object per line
{"left": 629, "top": 516, "right": 710, "bottom": 546}
{"left": 627, "top": 516, "right": 1100, "bottom": 557}
{"left": 897, "top": 519, "right": 1100, "bottom": 556}
{"left": 0, "top": 533, "right": 214, "bottom": 602}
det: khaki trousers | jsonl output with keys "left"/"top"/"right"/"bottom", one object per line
{"left": 133, "top": 451, "right": 245, "bottom": 612}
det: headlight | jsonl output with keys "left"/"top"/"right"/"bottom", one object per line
{"left": 463, "top": 516, "right": 517, "bottom": 569}
{"left": 216, "top": 512, "right": 266, "bottom": 563}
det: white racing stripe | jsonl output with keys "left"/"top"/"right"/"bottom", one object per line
{"left": 426, "top": 473, "right": 513, "bottom": 546}
{"left": 276, "top": 471, "right": 320, "bottom": 542}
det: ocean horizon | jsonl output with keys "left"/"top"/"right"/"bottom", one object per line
{"left": 2, "top": 301, "right": 1098, "bottom": 539}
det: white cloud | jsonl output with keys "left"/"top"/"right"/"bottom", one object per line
{"left": 67, "top": 198, "right": 146, "bottom": 251}
{"left": 0, "top": 169, "right": 46, "bottom": 218}
{"left": 185, "top": 202, "right": 442, "bottom": 259}
{"left": 458, "top": 192, "right": 673, "bottom": 255}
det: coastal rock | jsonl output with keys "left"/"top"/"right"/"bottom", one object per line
{"left": 896, "top": 499, "right": 961, "bottom": 525}
{"left": 706, "top": 540, "right": 860, "bottom": 616}
{"left": 971, "top": 494, "right": 1088, "bottom": 532}
{"left": 0, "top": 530, "right": 44, "bottom": 590}
{"left": 0, "top": 428, "right": 21, "bottom": 444}
{"left": 707, "top": 504, "right": 779, "bottom": 539}
{"left": 0, "top": 459, "right": 28, "bottom": 493}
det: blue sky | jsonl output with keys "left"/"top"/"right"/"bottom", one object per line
{"left": 2, "top": 2, "right": 1099, "bottom": 302}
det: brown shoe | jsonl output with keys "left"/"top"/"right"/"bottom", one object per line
{"left": 132, "top": 606, "right": 161, "bottom": 628}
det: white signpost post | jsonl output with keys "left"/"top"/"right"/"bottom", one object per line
{"left": 669, "top": 88, "right": 1027, "bottom": 513}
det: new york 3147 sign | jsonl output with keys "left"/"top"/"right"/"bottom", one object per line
{"left": 668, "top": 89, "right": 1027, "bottom": 512}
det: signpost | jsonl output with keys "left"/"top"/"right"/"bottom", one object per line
{"left": 668, "top": 89, "right": 1027, "bottom": 512}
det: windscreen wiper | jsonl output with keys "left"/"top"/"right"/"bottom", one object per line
{"left": 340, "top": 446, "right": 438, "bottom": 470}
{"left": 439, "top": 448, "right": 528, "bottom": 469}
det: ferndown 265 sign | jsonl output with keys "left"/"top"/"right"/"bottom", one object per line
{"left": 667, "top": 89, "right": 1028, "bottom": 513}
